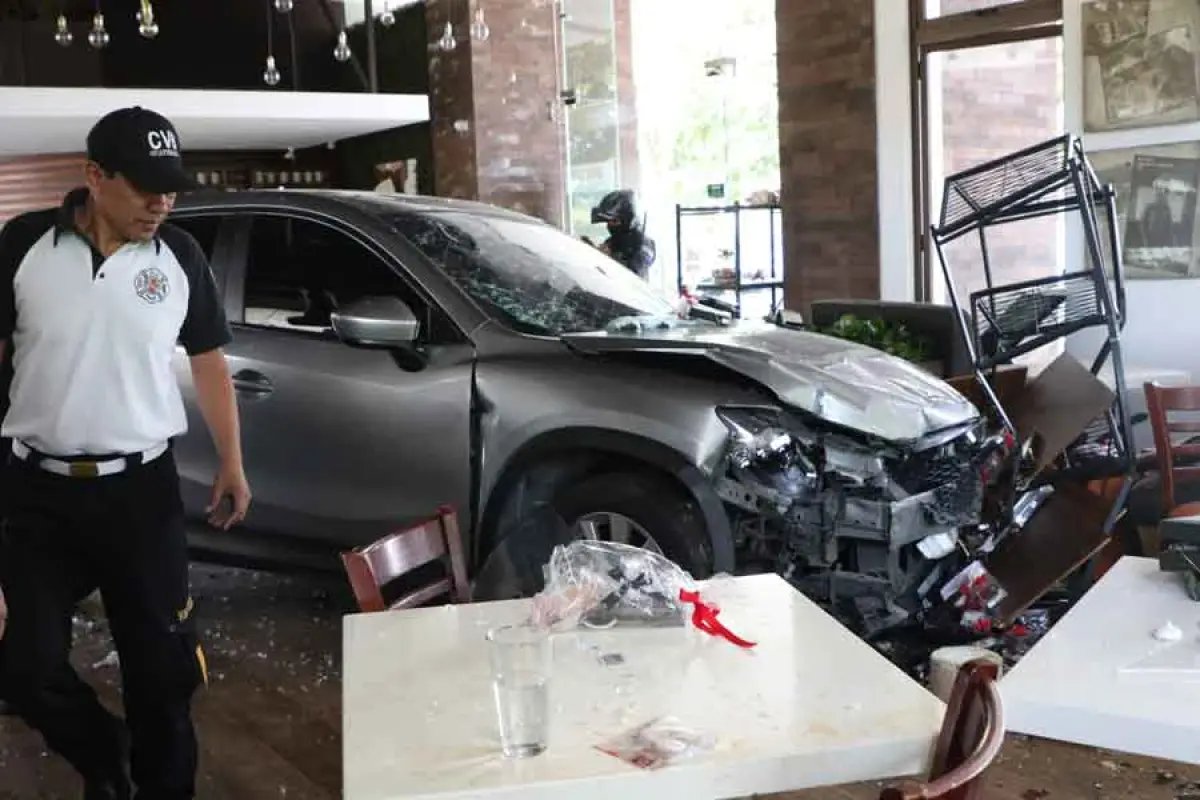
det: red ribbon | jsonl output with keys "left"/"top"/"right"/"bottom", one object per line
{"left": 678, "top": 589, "right": 757, "bottom": 649}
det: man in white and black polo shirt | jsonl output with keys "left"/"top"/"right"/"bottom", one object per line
{"left": 0, "top": 107, "right": 251, "bottom": 799}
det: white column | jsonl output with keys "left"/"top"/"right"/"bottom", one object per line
{"left": 875, "top": 0, "right": 918, "bottom": 301}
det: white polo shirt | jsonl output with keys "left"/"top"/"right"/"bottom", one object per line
{"left": 0, "top": 188, "right": 231, "bottom": 456}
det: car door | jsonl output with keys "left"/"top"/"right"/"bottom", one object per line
{"left": 217, "top": 210, "right": 475, "bottom": 551}
{"left": 166, "top": 212, "right": 240, "bottom": 528}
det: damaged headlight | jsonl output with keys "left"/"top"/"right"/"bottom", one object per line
{"left": 715, "top": 406, "right": 820, "bottom": 498}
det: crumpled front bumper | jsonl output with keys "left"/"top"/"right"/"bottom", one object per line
{"left": 713, "top": 404, "right": 1009, "bottom": 596}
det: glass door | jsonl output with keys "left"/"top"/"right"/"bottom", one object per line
{"left": 560, "top": 0, "right": 621, "bottom": 238}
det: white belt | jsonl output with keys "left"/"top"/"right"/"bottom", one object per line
{"left": 12, "top": 440, "right": 169, "bottom": 478}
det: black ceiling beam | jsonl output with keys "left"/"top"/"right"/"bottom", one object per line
{"left": 363, "top": 0, "right": 377, "bottom": 93}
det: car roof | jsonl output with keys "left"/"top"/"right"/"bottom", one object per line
{"left": 173, "top": 188, "right": 540, "bottom": 224}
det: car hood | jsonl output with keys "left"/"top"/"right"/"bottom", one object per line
{"left": 562, "top": 320, "right": 979, "bottom": 443}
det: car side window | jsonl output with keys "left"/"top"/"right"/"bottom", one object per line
{"left": 240, "top": 214, "right": 459, "bottom": 344}
{"left": 169, "top": 214, "right": 223, "bottom": 261}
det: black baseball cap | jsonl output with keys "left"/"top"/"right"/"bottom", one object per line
{"left": 86, "top": 106, "right": 198, "bottom": 194}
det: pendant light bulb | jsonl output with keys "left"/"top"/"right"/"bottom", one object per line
{"left": 136, "top": 2, "right": 159, "bottom": 39}
{"left": 333, "top": 30, "right": 352, "bottom": 62}
{"left": 438, "top": 21, "right": 456, "bottom": 52}
{"left": 379, "top": 8, "right": 396, "bottom": 26}
{"left": 470, "top": 8, "right": 489, "bottom": 42}
{"left": 263, "top": 55, "right": 282, "bottom": 86}
{"left": 54, "top": 14, "right": 73, "bottom": 47}
{"left": 274, "top": 0, "right": 294, "bottom": 11}
{"left": 88, "top": 12, "right": 110, "bottom": 49}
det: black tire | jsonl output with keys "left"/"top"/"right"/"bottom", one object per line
{"left": 552, "top": 471, "right": 714, "bottom": 578}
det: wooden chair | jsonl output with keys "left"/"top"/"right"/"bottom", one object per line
{"left": 879, "top": 660, "right": 1005, "bottom": 800}
{"left": 340, "top": 505, "right": 470, "bottom": 612}
{"left": 1145, "top": 382, "right": 1200, "bottom": 523}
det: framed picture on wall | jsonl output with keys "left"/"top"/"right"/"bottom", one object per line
{"left": 1082, "top": 0, "right": 1200, "bottom": 132}
{"left": 1090, "top": 142, "right": 1200, "bottom": 278}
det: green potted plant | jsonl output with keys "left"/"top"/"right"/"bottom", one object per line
{"left": 819, "top": 314, "right": 942, "bottom": 375}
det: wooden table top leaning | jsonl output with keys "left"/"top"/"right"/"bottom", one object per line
{"left": 1001, "top": 556, "right": 1200, "bottom": 766}
{"left": 342, "top": 573, "right": 945, "bottom": 800}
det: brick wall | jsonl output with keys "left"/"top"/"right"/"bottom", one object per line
{"left": 471, "top": 0, "right": 565, "bottom": 224}
{"left": 428, "top": 0, "right": 565, "bottom": 225}
{"left": 613, "top": 0, "right": 640, "bottom": 193}
{"left": 427, "top": 0, "right": 636, "bottom": 227}
{"left": 775, "top": 0, "right": 879, "bottom": 311}
{"left": 0, "top": 154, "right": 82, "bottom": 224}
{"left": 427, "top": 0, "right": 480, "bottom": 201}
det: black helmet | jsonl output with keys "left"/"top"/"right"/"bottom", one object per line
{"left": 591, "top": 189, "right": 639, "bottom": 230}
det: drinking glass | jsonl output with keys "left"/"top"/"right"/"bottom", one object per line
{"left": 486, "top": 623, "right": 552, "bottom": 757}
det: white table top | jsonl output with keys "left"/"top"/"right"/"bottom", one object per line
{"left": 342, "top": 573, "right": 944, "bottom": 800}
{"left": 1001, "top": 556, "right": 1200, "bottom": 766}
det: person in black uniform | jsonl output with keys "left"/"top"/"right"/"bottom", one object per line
{"left": 589, "top": 189, "right": 656, "bottom": 280}
{"left": 0, "top": 107, "right": 251, "bottom": 799}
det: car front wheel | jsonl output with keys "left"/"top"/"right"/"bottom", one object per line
{"left": 552, "top": 470, "right": 714, "bottom": 579}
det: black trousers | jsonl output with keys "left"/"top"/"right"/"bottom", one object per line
{"left": 0, "top": 449, "right": 205, "bottom": 799}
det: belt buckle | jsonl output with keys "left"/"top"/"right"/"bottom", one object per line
{"left": 68, "top": 461, "right": 100, "bottom": 478}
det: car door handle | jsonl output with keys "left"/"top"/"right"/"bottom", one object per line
{"left": 232, "top": 369, "right": 274, "bottom": 395}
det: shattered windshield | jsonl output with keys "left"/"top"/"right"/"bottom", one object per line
{"left": 382, "top": 210, "right": 677, "bottom": 336}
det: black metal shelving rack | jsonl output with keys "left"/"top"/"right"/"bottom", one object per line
{"left": 675, "top": 202, "right": 783, "bottom": 317}
{"left": 932, "top": 133, "right": 1135, "bottom": 536}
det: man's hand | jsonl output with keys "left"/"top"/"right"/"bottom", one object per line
{"left": 189, "top": 348, "right": 249, "bottom": 530}
{"left": 0, "top": 586, "right": 8, "bottom": 641}
{"left": 207, "top": 461, "right": 251, "bottom": 530}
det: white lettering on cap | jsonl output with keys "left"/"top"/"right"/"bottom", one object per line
{"left": 147, "top": 129, "right": 179, "bottom": 158}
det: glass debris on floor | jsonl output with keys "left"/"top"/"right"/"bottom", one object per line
{"left": 44, "top": 564, "right": 348, "bottom": 695}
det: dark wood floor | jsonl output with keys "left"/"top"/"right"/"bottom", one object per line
{"left": 0, "top": 566, "right": 1195, "bottom": 799}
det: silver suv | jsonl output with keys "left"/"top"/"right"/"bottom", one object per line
{"left": 169, "top": 190, "right": 986, "bottom": 603}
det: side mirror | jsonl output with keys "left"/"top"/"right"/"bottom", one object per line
{"left": 330, "top": 296, "right": 420, "bottom": 348}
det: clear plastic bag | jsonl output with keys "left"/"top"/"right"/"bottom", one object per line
{"left": 529, "top": 540, "right": 696, "bottom": 631}
{"left": 528, "top": 542, "right": 759, "bottom": 649}
{"left": 596, "top": 716, "right": 716, "bottom": 770}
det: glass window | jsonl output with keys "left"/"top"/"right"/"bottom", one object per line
{"left": 925, "top": 0, "right": 1028, "bottom": 17}
{"left": 926, "top": 36, "right": 1066, "bottom": 302}
{"left": 562, "top": 0, "right": 621, "bottom": 242}
{"left": 383, "top": 209, "right": 677, "bottom": 336}
{"left": 169, "top": 214, "right": 223, "bottom": 262}
{"left": 628, "top": 0, "right": 779, "bottom": 297}
{"left": 240, "top": 214, "right": 457, "bottom": 343}
{"left": 924, "top": 35, "right": 1065, "bottom": 372}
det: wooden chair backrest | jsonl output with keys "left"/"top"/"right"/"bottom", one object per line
{"left": 340, "top": 505, "right": 470, "bottom": 612}
{"left": 1145, "top": 382, "right": 1200, "bottom": 513}
{"left": 879, "top": 659, "right": 1005, "bottom": 800}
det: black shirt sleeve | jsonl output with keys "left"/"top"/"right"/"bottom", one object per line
{"left": 0, "top": 223, "right": 18, "bottom": 342}
{"left": 161, "top": 224, "right": 233, "bottom": 356}
{"left": 0, "top": 211, "right": 56, "bottom": 342}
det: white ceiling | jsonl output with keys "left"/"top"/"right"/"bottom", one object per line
{"left": 0, "top": 87, "right": 430, "bottom": 157}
